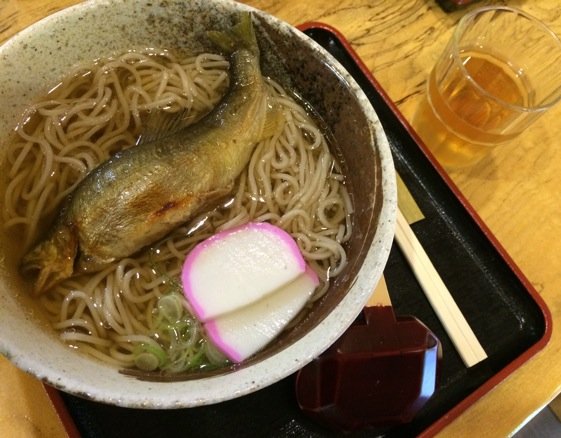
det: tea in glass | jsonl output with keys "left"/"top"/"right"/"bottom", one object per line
{"left": 414, "top": 7, "right": 561, "bottom": 167}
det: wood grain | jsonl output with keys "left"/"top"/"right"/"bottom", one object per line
{"left": 2, "top": 1, "right": 561, "bottom": 436}
{"left": 0, "top": 355, "right": 68, "bottom": 437}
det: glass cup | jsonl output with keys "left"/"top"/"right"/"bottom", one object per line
{"left": 413, "top": 6, "right": 561, "bottom": 167}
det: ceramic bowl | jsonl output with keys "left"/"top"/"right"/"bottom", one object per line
{"left": 0, "top": 0, "right": 396, "bottom": 408}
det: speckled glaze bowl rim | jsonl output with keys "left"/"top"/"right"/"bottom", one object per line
{"left": 0, "top": 0, "right": 397, "bottom": 408}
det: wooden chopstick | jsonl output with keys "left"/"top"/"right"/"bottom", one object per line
{"left": 366, "top": 275, "right": 391, "bottom": 307}
{"left": 395, "top": 208, "right": 487, "bottom": 367}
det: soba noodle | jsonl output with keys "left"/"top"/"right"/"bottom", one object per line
{"left": 2, "top": 48, "right": 353, "bottom": 373}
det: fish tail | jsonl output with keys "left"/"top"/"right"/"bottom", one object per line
{"left": 20, "top": 224, "right": 78, "bottom": 295}
{"left": 208, "top": 12, "right": 258, "bottom": 55}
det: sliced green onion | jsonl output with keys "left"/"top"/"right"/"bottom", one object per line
{"left": 133, "top": 342, "right": 168, "bottom": 371}
{"left": 204, "top": 340, "right": 228, "bottom": 365}
{"left": 134, "top": 352, "right": 160, "bottom": 371}
{"left": 157, "top": 294, "right": 183, "bottom": 322}
{"left": 130, "top": 292, "right": 229, "bottom": 373}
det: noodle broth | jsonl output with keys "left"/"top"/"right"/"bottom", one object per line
{"left": 2, "top": 48, "right": 354, "bottom": 376}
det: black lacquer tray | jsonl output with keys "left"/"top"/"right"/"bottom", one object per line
{"left": 50, "top": 24, "right": 551, "bottom": 438}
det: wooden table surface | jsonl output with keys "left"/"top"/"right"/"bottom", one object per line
{"left": 2, "top": 0, "right": 561, "bottom": 436}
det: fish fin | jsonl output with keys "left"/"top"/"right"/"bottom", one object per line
{"left": 208, "top": 12, "right": 258, "bottom": 55}
{"left": 20, "top": 225, "right": 78, "bottom": 295}
{"left": 261, "top": 104, "right": 284, "bottom": 139}
{"left": 137, "top": 108, "right": 197, "bottom": 145}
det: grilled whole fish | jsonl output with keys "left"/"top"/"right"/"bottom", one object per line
{"left": 21, "top": 13, "right": 281, "bottom": 294}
